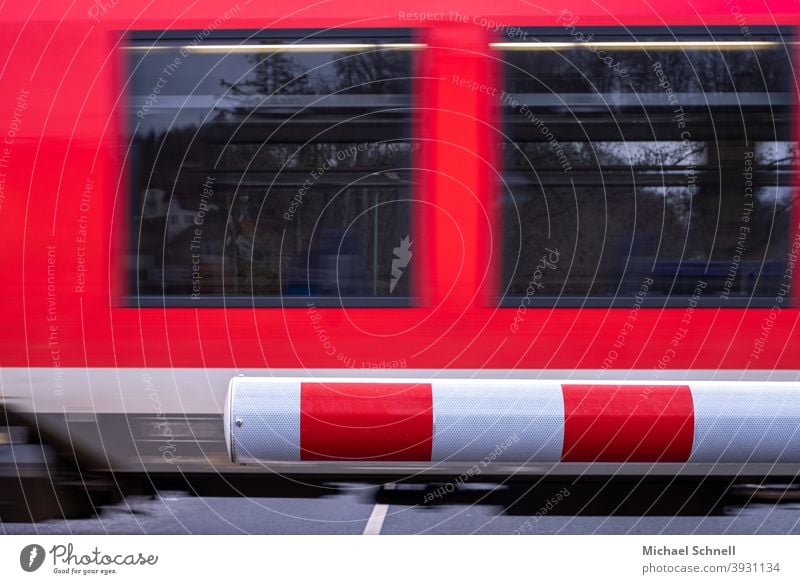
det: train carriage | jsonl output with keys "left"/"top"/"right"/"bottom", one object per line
{"left": 0, "top": 1, "right": 799, "bottom": 498}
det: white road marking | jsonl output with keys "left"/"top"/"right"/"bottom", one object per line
{"left": 363, "top": 483, "right": 395, "bottom": 535}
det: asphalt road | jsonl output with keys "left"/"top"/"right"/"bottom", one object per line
{"left": 3, "top": 480, "right": 800, "bottom": 535}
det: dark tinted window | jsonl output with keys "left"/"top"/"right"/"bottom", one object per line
{"left": 127, "top": 33, "right": 418, "bottom": 306}
{"left": 498, "top": 31, "right": 795, "bottom": 306}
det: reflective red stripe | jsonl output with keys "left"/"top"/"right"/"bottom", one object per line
{"left": 300, "top": 382, "right": 433, "bottom": 461}
{"left": 561, "top": 384, "right": 694, "bottom": 462}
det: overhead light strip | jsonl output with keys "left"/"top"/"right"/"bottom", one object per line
{"left": 125, "top": 41, "right": 779, "bottom": 52}
{"left": 125, "top": 43, "right": 425, "bottom": 52}
{"left": 492, "top": 41, "right": 780, "bottom": 50}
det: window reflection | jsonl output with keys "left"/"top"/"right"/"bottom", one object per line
{"left": 127, "top": 37, "right": 416, "bottom": 304}
{"left": 499, "top": 35, "right": 794, "bottom": 305}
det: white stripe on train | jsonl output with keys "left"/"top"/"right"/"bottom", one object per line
{"left": 3, "top": 367, "right": 798, "bottom": 413}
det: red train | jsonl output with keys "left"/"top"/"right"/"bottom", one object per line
{"left": 0, "top": 0, "right": 799, "bottom": 487}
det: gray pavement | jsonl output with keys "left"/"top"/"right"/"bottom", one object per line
{"left": 3, "top": 481, "right": 800, "bottom": 535}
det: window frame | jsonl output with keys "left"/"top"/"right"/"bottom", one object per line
{"left": 496, "top": 25, "right": 797, "bottom": 309}
{"left": 124, "top": 28, "right": 420, "bottom": 308}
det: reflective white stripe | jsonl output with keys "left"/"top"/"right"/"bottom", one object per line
{"left": 690, "top": 383, "right": 800, "bottom": 463}
{"left": 223, "top": 379, "right": 233, "bottom": 460}
{"left": 229, "top": 378, "right": 301, "bottom": 464}
{"left": 431, "top": 380, "right": 563, "bottom": 462}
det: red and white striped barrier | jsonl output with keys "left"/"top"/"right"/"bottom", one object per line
{"left": 224, "top": 378, "right": 800, "bottom": 464}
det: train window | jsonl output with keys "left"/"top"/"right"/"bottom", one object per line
{"left": 496, "top": 29, "right": 795, "bottom": 307}
{"left": 126, "top": 31, "right": 419, "bottom": 306}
